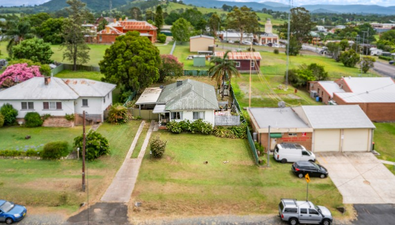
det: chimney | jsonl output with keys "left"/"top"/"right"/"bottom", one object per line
{"left": 119, "top": 18, "right": 122, "bottom": 22}
{"left": 124, "top": 17, "right": 128, "bottom": 21}
{"left": 106, "top": 26, "right": 110, "bottom": 33}
{"left": 176, "top": 80, "right": 183, "bottom": 87}
{"left": 113, "top": 18, "right": 116, "bottom": 23}
{"left": 44, "top": 77, "right": 51, "bottom": 85}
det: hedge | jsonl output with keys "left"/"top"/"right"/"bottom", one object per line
{"left": 24, "top": 112, "right": 43, "bottom": 127}
{"left": 0, "top": 149, "right": 41, "bottom": 157}
{"left": 41, "top": 141, "right": 70, "bottom": 160}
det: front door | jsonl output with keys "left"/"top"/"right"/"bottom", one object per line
{"left": 307, "top": 208, "right": 322, "bottom": 224}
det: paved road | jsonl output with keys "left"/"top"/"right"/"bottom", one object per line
{"left": 373, "top": 61, "right": 395, "bottom": 78}
{"left": 353, "top": 204, "right": 395, "bottom": 225}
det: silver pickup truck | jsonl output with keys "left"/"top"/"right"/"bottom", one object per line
{"left": 279, "top": 199, "right": 333, "bottom": 225}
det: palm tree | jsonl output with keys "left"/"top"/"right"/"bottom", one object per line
{"left": 208, "top": 50, "right": 240, "bottom": 100}
{"left": 5, "top": 20, "right": 33, "bottom": 58}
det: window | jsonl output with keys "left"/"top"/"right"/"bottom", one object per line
{"left": 21, "top": 102, "right": 34, "bottom": 110}
{"left": 302, "top": 151, "right": 310, "bottom": 156}
{"left": 99, "top": 35, "right": 102, "bottom": 42}
{"left": 284, "top": 208, "right": 297, "bottom": 213}
{"left": 300, "top": 208, "right": 308, "bottom": 214}
{"left": 82, "top": 99, "right": 89, "bottom": 107}
{"left": 251, "top": 61, "right": 255, "bottom": 68}
{"left": 309, "top": 209, "right": 319, "bottom": 215}
{"left": 171, "top": 112, "right": 182, "bottom": 120}
{"left": 193, "top": 111, "right": 205, "bottom": 120}
{"left": 43, "top": 102, "right": 62, "bottom": 110}
{"left": 103, "top": 97, "right": 106, "bottom": 103}
{"left": 235, "top": 61, "right": 240, "bottom": 67}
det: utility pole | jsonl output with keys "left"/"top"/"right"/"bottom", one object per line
{"left": 82, "top": 111, "right": 86, "bottom": 192}
{"left": 267, "top": 126, "right": 271, "bottom": 167}
{"left": 285, "top": 0, "right": 292, "bottom": 89}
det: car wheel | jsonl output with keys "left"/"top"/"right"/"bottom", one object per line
{"left": 320, "top": 174, "right": 327, "bottom": 179}
{"left": 281, "top": 158, "right": 287, "bottom": 163}
{"left": 298, "top": 173, "right": 304, "bottom": 178}
{"left": 289, "top": 217, "right": 298, "bottom": 225}
{"left": 5, "top": 218, "right": 13, "bottom": 224}
{"left": 322, "top": 219, "right": 331, "bottom": 225}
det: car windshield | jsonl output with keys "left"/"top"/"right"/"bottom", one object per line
{"left": 315, "top": 205, "right": 321, "bottom": 213}
{"left": 312, "top": 163, "right": 320, "bottom": 169}
{"left": 0, "top": 201, "right": 14, "bottom": 213}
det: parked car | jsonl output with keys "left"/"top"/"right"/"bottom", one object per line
{"left": 279, "top": 199, "right": 333, "bottom": 225}
{"left": 242, "top": 41, "right": 252, "bottom": 45}
{"left": 389, "top": 60, "right": 394, "bottom": 65}
{"left": 273, "top": 143, "right": 316, "bottom": 163}
{"left": 0, "top": 200, "right": 27, "bottom": 224}
{"left": 253, "top": 42, "right": 262, "bottom": 46}
{"left": 292, "top": 161, "right": 328, "bottom": 178}
{"left": 228, "top": 40, "right": 234, "bottom": 44}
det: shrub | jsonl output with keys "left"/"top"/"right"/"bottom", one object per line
{"left": 179, "top": 120, "right": 192, "bottom": 132}
{"left": 150, "top": 136, "right": 167, "bottom": 158}
{"left": 0, "top": 63, "right": 43, "bottom": 88}
{"left": 24, "top": 112, "right": 43, "bottom": 127}
{"left": 213, "top": 125, "right": 247, "bottom": 139}
{"left": 41, "top": 141, "right": 70, "bottom": 160}
{"left": 273, "top": 49, "right": 279, "bottom": 54}
{"left": 339, "top": 49, "right": 360, "bottom": 67}
{"left": 65, "top": 113, "right": 74, "bottom": 121}
{"left": 0, "top": 104, "right": 18, "bottom": 125}
{"left": 361, "top": 56, "right": 376, "bottom": 73}
{"left": 158, "top": 33, "right": 167, "bottom": 43}
{"left": 107, "top": 104, "right": 128, "bottom": 124}
{"left": 26, "top": 149, "right": 41, "bottom": 157}
{"left": 42, "top": 114, "right": 51, "bottom": 120}
{"left": 190, "top": 119, "right": 213, "bottom": 135}
{"left": 378, "top": 55, "right": 391, "bottom": 61}
{"left": 74, "top": 131, "right": 109, "bottom": 161}
{"left": 0, "top": 113, "right": 4, "bottom": 127}
{"left": 247, "top": 47, "right": 255, "bottom": 52}
{"left": 166, "top": 120, "right": 183, "bottom": 134}
{"left": 0, "top": 149, "right": 41, "bottom": 157}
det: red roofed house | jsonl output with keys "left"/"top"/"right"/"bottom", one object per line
{"left": 97, "top": 18, "right": 157, "bottom": 44}
{"left": 213, "top": 52, "right": 261, "bottom": 73}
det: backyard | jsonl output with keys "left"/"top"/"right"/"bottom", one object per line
{"left": 0, "top": 121, "right": 141, "bottom": 214}
{"left": 129, "top": 131, "right": 348, "bottom": 222}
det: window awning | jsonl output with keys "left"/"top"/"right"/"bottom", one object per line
{"left": 153, "top": 104, "right": 167, "bottom": 114}
{"left": 270, "top": 133, "right": 282, "bottom": 138}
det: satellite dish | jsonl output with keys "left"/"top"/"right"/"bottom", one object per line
{"left": 278, "top": 101, "right": 286, "bottom": 108}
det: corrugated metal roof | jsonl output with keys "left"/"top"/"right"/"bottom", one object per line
{"left": 296, "top": 105, "right": 375, "bottom": 129}
{"left": 190, "top": 35, "right": 214, "bottom": 40}
{"left": 157, "top": 79, "right": 219, "bottom": 111}
{"left": 249, "top": 107, "right": 309, "bottom": 129}
{"left": 120, "top": 21, "right": 157, "bottom": 30}
{"left": 335, "top": 92, "right": 395, "bottom": 103}
{"left": 261, "top": 33, "right": 279, "bottom": 37}
{"left": 217, "top": 32, "right": 254, "bottom": 38}
{"left": 318, "top": 81, "right": 345, "bottom": 97}
{"left": 63, "top": 79, "right": 116, "bottom": 97}
{"left": 342, "top": 77, "right": 395, "bottom": 93}
{"left": 0, "top": 77, "right": 79, "bottom": 100}
{"left": 0, "top": 77, "right": 116, "bottom": 100}
{"left": 136, "top": 87, "right": 162, "bottom": 105}
{"left": 153, "top": 104, "right": 166, "bottom": 113}
{"left": 214, "top": 52, "right": 262, "bottom": 60}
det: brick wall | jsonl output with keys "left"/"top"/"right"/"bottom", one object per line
{"left": 259, "top": 132, "right": 313, "bottom": 151}
{"left": 43, "top": 117, "right": 74, "bottom": 127}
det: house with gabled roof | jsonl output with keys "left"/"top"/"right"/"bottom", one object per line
{"left": 97, "top": 18, "right": 157, "bottom": 43}
{"left": 213, "top": 52, "right": 261, "bottom": 73}
{"left": 151, "top": 79, "right": 219, "bottom": 126}
{"left": 0, "top": 77, "right": 116, "bottom": 127}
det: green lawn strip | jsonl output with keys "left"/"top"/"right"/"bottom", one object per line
{"left": 172, "top": 42, "right": 211, "bottom": 70}
{"left": 0, "top": 121, "right": 140, "bottom": 213}
{"left": 384, "top": 164, "right": 395, "bottom": 175}
{"left": 50, "top": 44, "right": 110, "bottom": 66}
{"left": 155, "top": 41, "right": 174, "bottom": 55}
{"left": 132, "top": 131, "right": 345, "bottom": 218}
{"left": 131, "top": 122, "right": 150, "bottom": 158}
{"left": 55, "top": 69, "right": 104, "bottom": 81}
{"left": 373, "top": 123, "right": 395, "bottom": 162}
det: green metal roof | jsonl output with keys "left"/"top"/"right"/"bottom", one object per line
{"left": 157, "top": 79, "right": 219, "bottom": 111}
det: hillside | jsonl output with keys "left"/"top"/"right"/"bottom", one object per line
{"left": 37, "top": 0, "right": 129, "bottom": 12}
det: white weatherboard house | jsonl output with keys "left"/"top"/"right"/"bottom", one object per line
{"left": 152, "top": 79, "right": 219, "bottom": 126}
{"left": 0, "top": 77, "right": 116, "bottom": 126}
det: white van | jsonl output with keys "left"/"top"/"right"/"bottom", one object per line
{"left": 274, "top": 143, "right": 316, "bottom": 163}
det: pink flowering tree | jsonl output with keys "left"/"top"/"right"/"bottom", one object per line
{"left": 0, "top": 63, "right": 43, "bottom": 88}
{"left": 158, "top": 54, "right": 184, "bottom": 82}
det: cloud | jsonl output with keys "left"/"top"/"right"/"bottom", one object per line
{"left": 1, "top": 0, "right": 50, "bottom": 6}
{"left": 220, "top": 0, "right": 394, "bottom": 6}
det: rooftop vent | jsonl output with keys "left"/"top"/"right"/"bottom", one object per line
{"left": 44, "top": 77, "right": 51, "bottom": 85}
{"left": 176, "top": 80, "right": 183, "bottom": 87}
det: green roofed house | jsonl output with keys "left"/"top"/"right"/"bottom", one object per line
{"left": 152, "top": 79, "right": 219, "bottom": 126}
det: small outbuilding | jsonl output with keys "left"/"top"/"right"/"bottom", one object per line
{"left": 213, "top": 52, "right": 261, "bottom": 73}
{"left": 190, "top": 35, "right": 215, "bottom": 53}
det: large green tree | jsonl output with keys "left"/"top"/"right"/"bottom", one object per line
{"left": 226, "top": 6, "right": 259, "bottom": 43}
{"left": 13, "top": 38, "right": 54, "bottom": 64}
{"left": 99, "top": 31, "right": 161, "bottom": 95}
{"left": 6, "top": 20, "right": 34, "bottom": 58}
{"left": 208, "top": 51, "right": 240, "bottom": 99}
{"left": 208, "top": 13, "right": 221, "bottom": 37}
{"left": 360, "top": 56, "right": 375, "bottom": 74}
{"left": 158, "top": 54, "right": 184, "bottom": 83}
{"left": 130, "top": 7, "right": 143, "bottom": 20}
{"left": 339, "top": 49, "right": 360, "bottom": 68}
{"left": 62, "top": 0, "right": 90, "bottom": 71}
{"left": 171, "top": 18, "right": 193, "bottom": 43}
{"left": 36, "top": 18, "right": 64, "bottom": 44}
{"left": 377, "top": 30, "right": 395, "bottom": 52}
{"left": 155, "top": 5, "right": 164, "bottom": 33}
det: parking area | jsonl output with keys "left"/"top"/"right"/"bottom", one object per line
{"left": 316, "top": 152, "right": 395, "bottom": 204}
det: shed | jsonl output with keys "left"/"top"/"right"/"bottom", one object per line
{"left": 190, "top": 35, "right": 215, "bottom": 53}
{"left": 193, "top": 56, "right": 206, "bottom": 67}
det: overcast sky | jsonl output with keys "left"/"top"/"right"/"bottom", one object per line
{"left": 1, "top": 0, "right": 394, "bottom": 7}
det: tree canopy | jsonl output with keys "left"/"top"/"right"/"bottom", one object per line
{"left": 226, "top": 6, "right": 259, "bottom": 43}
{"left": 171, "top": 18, "right": 193, "bottom": 43}
{"left": 155, "top": 5, "right": 164, "bottom": 33}
{"left": 13, "top": 38, "right": 54, "bottom": 64}
{"left": 158, "top": 54, "right": 184, "bottom": 83}
{"left": 36, "top": 18, "right": 64, "bottom": 44}
{"left": 99, "top": 31, "right": 161, "bottom": 95}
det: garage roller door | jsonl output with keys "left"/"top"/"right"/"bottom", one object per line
{"left": 314, "top": 129, "right": 341, "bottom": 152}
{"left": 343, "top": 129, "right": 370, "bottom": 152}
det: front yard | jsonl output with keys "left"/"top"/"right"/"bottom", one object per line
{"left": 0, "top": 121, "right": 141, "bottom": 214}
{"left": 374, "top": 123, "right": 395, "bottom": 164}
{"left": 130, "top": 131, "right": 346, "bottom": 221}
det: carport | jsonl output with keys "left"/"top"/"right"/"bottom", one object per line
{"left": 293, "top": 105, "right": 375, "bottom": 152}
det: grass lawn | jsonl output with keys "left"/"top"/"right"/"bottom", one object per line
{"left": 50, "top": 44, "right": 110, "bottom": 67}
{"left": 0, "top": 121, "right": 141, "bottom": 214}
{"left": 131, "top": 122, "right": 150, "bottom": 158}
{"left": 130, "top": 131, "right": 346, "bottom": 221}
{"left": 0, "top": 41, "right": 9, "bottom": 58}
{"left": 155, "top": 41, "right": 175, "bottom": 55}
{"left": 172, "top": 42, "right": 211, "bottom": 70}
{"left": 373, "top": 123, "right": 395, "bottom": 162}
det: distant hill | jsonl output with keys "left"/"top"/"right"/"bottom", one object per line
{"left": 37, "top": 0, "right": 129, "bottom": 12}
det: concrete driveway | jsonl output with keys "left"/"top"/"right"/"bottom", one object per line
{"left": 316, "top": 152, "right": 395, "bottom": 204}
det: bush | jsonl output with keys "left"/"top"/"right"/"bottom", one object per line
{"left": 107, "top": 104, "right": 128, "bottom": 124}
{"left": 41, "top": 141, "right": 70, "bottom": 160}
{"left": 26, "top": 149, "right": 41, "bottom": 157}
{"left": 65, "top": 113, "right": 74, "bottom": 121}
{"left": 0, "top": 104, "right": 18, "bottom": 125}
{"left": 339, "top": 49, "right": 360, "bottom": 67}
{"left": 273, "top": 49, "right": 279, "bottom": 54}
{"left": 247, "top": 47, "right": 255, "bottom": 52}
{"left": 150, "top": 136, "right": 167, "bottom": 158}
{"left": 213, "top": 125, "right": 247, "bottom": 139}
{"left": 0, "top": 113, "right": 4, "bottom": 127}
{"left": 74, "top": 131, "right": 109, "bottom": 161}
{"left": 379, "top": 55, "right": 392, "bottom": 61}
{"left": 158, "top": 33, "right": 167, "bottom": 43}
{"left": 179, "top": 120, "right": 192, "bottom": 132}
{"left": 166, "top": 120, "right": 183, "bottom": 134}
{"left": 24, "top": 112, "right": 43, "bottom": 127}
{"left": 190, "top": 119, "right": 213, "bottom": 135}
{"left": 0, "top": 149, "right": 41, "bottom": 157}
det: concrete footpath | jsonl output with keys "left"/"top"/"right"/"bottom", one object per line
{"left": 101, "top": 120, "right": 154, "bottom": 202}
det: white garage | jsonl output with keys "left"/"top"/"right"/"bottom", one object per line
{"left": 293, "top": 105, "right": 375, "bottom": 152}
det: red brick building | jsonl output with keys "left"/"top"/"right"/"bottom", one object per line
{"left": 213, "top": 52, "right": 261, "bottom": 73}
{"left": 97, "top": 18, "right": 157, "bottom": 44}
